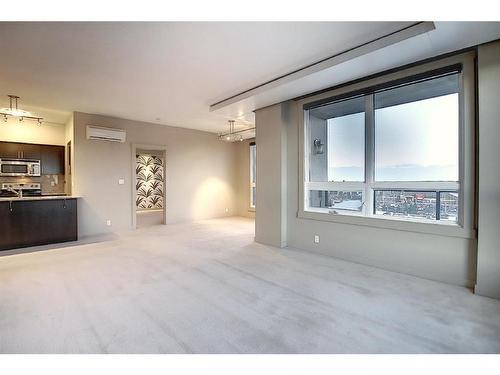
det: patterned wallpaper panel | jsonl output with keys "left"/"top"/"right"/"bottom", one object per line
{"left": 136, "top": 154, "right": 164, "bottom": 210}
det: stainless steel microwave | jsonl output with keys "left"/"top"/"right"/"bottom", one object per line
{"left": 0, "top": 159, "right": 41, "bottom": 177}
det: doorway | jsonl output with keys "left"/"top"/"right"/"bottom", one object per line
{"left": 132, "top": 144, "right": 166, "bottom": 229}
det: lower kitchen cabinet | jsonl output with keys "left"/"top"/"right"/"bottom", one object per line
{"left": 0, "top": 198, "right": 77, "bottom": 251}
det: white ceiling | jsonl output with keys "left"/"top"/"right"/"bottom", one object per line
{"left": 0, "top": 101, "right": 71, "bottom": 125}
{"left": 0, "top": 22, "right": 499, "bottom": 134}
{"left": 0, "top": 21, "right": 415, "bottom": 132}
{"left": 211, "top": 22, "right": 500, "bottom": 119}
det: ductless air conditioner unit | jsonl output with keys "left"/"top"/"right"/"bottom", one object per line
{"left": 86, "top": 125, "right": 126, "bottom": 143}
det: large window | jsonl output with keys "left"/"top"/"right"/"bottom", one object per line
{"left": 374, "top": 76, "right": 459, "bottom": 182}
{"left": 250, "top": 142, "right": 256, "bottom": 209}
{"left": 304, "top": 70, "right": 462, "bottom": 225}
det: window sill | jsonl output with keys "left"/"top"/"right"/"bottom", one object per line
{"left": 298, "top": 209, "right": 475, "bottom": 239}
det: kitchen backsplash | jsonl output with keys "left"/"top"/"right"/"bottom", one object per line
{"left": 0, "top": 174, "right": 65, "bottom": 195}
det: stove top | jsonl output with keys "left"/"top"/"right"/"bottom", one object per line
{"left": 0, "top": 191, "right": 42, "bottom": 197}
{"left": 0, "top": 182, "right": 42, "bottom": 197}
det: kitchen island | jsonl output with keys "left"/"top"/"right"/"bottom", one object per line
{"left": 0, "top": 196, "right": 79, "bottom": 251}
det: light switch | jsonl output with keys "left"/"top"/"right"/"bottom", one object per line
{"left": 118, "top": 179, "right": 125, "bottom": 185}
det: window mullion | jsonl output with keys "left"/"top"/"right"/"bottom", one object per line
{"left": 436, "top": 191, "right": 441, "bottom": 220}
{"left": 365, "top": 94, "right": 375, "bottom": 216}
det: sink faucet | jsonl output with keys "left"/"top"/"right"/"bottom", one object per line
{"left": 7, "top": 187, "right": 22, "bottom": 199}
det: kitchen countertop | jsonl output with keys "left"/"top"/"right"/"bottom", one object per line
{"left": 0, "top": 195, "right": 80, "bottom": 202}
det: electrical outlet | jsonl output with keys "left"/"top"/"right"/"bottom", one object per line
{"left": 225, "top": 208, "right": 229, "bottom": 213}
{"left": 314, "top": 235, "right": 320, "bottom": 244}
{"left": 118, "top": 179, "right": 125, "bottom": 185}
{"left": 106, "top": 220, "right": 112, "bottom": 226}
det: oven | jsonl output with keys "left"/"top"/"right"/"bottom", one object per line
{"left": 0, "top": 159, "right": 41, "bottom": 177}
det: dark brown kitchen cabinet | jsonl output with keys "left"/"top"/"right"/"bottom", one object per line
{"left": 0, "top": 198, "right": 77, "bottom": 251}
{"left": 41, "top": 145, "right": 65, "bottom": 174}
{"left": 0, "top": 142, "right": 65, "bottom": 174}
{"left": 20, "top": 143, "right": 41, "bottom": 159}
{"left": 0, "top": 141, "right": 41, "bottom": 160}
{"left": 0, "top": 142, "right": 20, "bottom": 158}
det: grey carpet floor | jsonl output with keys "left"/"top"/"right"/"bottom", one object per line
{"left": 1, "top": 217, "right": 500, "bottom": 353}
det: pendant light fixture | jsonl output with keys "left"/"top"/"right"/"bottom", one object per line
{"left": 218, "top": 120, "right": 243, "bottom": 142}
{"left": 1, "top": 95, "right": 43, "bottom": 125}
{"left": 218, "top": 120, "right": 255, "bottom": 142}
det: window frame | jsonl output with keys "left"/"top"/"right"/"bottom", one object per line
{"left": 249, "top": 142, "right": 256, "bottom": 210}
{"left": 297, "top": 52, "right": 476, "bottom": 239}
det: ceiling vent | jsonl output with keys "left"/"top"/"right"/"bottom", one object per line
{"left": 86, "top": 125, "right": 126, "bottom": 143}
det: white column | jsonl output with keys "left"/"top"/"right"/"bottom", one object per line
{"left": 254, "top": 102, "right": 290, "bottom": 247}
{"left": 476, "top": 40, "right": 500, "bottom": 299}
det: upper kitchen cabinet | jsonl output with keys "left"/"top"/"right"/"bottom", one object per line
{"left": 0, "top": 141, "right": 64, "bottom": 174}
{"left": 21, "top": 143, "right": 42, "bottom": 159}
{"left": 0, "top": 141, "right": 41, "bottom": 160}
{"left": 41, "top": 145, "right": 65, "bottom": 175}
{"left": 0, "top": 142, "right": 21, "bottom": 158}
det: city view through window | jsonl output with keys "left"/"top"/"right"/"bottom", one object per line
{"left": 306, "top": 72, "right": 460, "bottom": 223}
{"left": 374, "top": 190, "right": 458, "bottom": 222}
{"left": 308, "top": 190, "right": 458, "bottom": 222}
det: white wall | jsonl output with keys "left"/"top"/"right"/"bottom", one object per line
{"left": 476, "top": 40, "right": 500, "bottom": 299}
{"left": 0, "top": 118, "right": 66, "bottom": 145}
{"left": 73, "top": 112, "right": 238, "bottom": 238}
